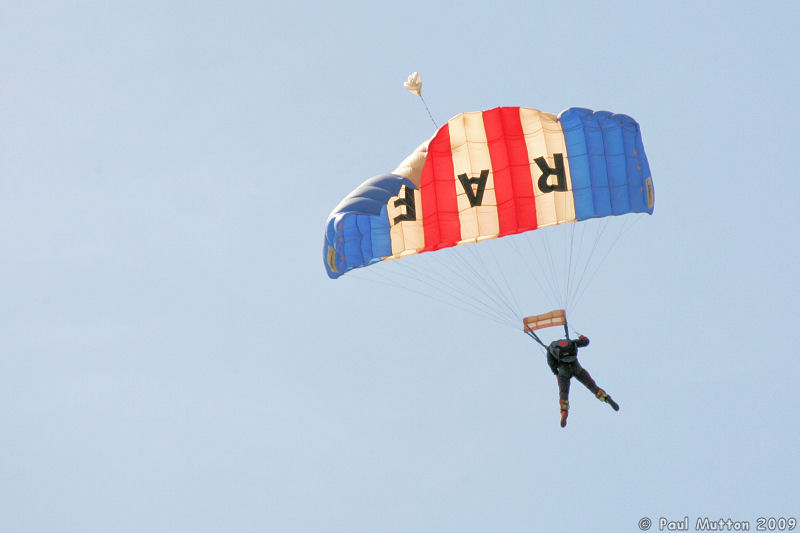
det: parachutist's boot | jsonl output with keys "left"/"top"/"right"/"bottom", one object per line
{"left": 559, "top": 400, "right": 569, "bottom": 428}
{"left": 596, "top": 389, "right": 620, "bottom": 411}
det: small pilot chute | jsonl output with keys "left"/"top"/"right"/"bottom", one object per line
{"left": 403, "top": 72, "right": 422, "bottom": 95}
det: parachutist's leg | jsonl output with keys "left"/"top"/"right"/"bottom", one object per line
{"left": 557, "top": 372, "right": 571, "bottom": 402}
{"left": 574, "top": 367, "right": 600, "bottom": 395}
{"left": 603, "top": 395, "right": 620, "bottom": 411}
{"left": 559, "top": 400, "right": 569, "bottom": 427}
{"left": 576, "top": 367, "right": 619, "bottom": 411}
{"left": 557, "top": 372, "right": 570, "bottom": 427}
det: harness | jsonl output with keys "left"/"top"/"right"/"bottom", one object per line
{"left": 548, "top": 340, "right": 578, "bottom": 364}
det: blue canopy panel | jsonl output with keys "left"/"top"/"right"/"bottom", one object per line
{"left": 559, "top": 108, "right": 654, "bottom": 221}
{"left": 324, "top": 174, "right": 414, "bottom": 279}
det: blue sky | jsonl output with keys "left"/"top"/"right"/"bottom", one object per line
{"left": 2, "top": 1, "right": 798, "bottom": 532}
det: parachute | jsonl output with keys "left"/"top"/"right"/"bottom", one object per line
{"left": 323, "top": 105, "right": 653, "bottom": 330}
{"left": 325, "top": 106, "right": 652, "bottom": 272}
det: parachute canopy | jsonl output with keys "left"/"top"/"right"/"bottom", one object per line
{"left": 324, "top": 106, "right": 653, "bottom": 279}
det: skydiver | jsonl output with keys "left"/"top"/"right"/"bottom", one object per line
{"left": 546, "top": 335, "right": 619, "bottom": 428}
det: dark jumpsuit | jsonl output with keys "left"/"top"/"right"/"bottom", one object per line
{"left": 546, "top": 336, "right": 600, "bottom": 404}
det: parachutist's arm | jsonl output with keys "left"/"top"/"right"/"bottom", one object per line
{"left": 546, "top": 351, "right": 559, "bottom": 375}
{"left": 575, "top": 335, "right": 589, "bottom": 348}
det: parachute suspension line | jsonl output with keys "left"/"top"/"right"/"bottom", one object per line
{"left": 354, "top": 268, "right": 516, "bottom": 331}
{"left": 399, "top": 251, "right": 518, "bottom": 325}
{"left": 508, "top": 235, "right": 558, "bottom": 311}
{"left": 434, "top": 248, "right": 505, "bottom": 320}
{"left": 569, "top": 214, "right": 644, "bottom": 311}
{"left": 564, "top": 222, "right": 577, "bottom": 314}
{"left": 540, "top": 227, "right": 565, "bottom": 308}
{"left": 559, "top": 170, "right": 571, "bottom": 309}
{"left": 457, "top": 243, "right": 520, "bottom": 325}
{"left": 406, "top": 241, "right": 520, "bottom": 327}
{"left": 352, "top": 257, "right": 517, "bottom": 330}
{"left": 565, "top": 221, "right": 588, "bottom": 314}
{"left": 372, "top": 253, "right": 503, "bottom": 322}
{"left": 438, "top": 248, "right": 520, "bottom": 326}
{"left": 569, "top": 219, "right": 597, "bottom": 313}
{"left": 574, "top": 221, "right": 590, "bottom": 289}
{"left": 490, "top": 241, "right": 522, "bottom": 317}
{"left": 500, "top": 258, "right": 523, "bottom": 320}
{"left": 564, "top": 218, "right": 609, "bottom": 310}
{"left": 468, "top": 241, "right": 522, "bottom": 321}
{"left": 418, "top": 95, "right": 438, "bottom": 130}
{"left": 469, "top": 242, "right": 519, "bottom": 320}
{"left": 397, "top": 257, "right": 509, "bottom": 323}
{"left": 521, "top": 231, "right": 561, "bottom": 308}
{"left": 561, "top": 220, "right": 570, "bottom": 308}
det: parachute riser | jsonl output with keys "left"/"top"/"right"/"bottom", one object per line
{"left": 522, "top": 309, "right": 570, "bottom": 348}
{"left": 525, "top": 330, "right": 547, "bottom": 349}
